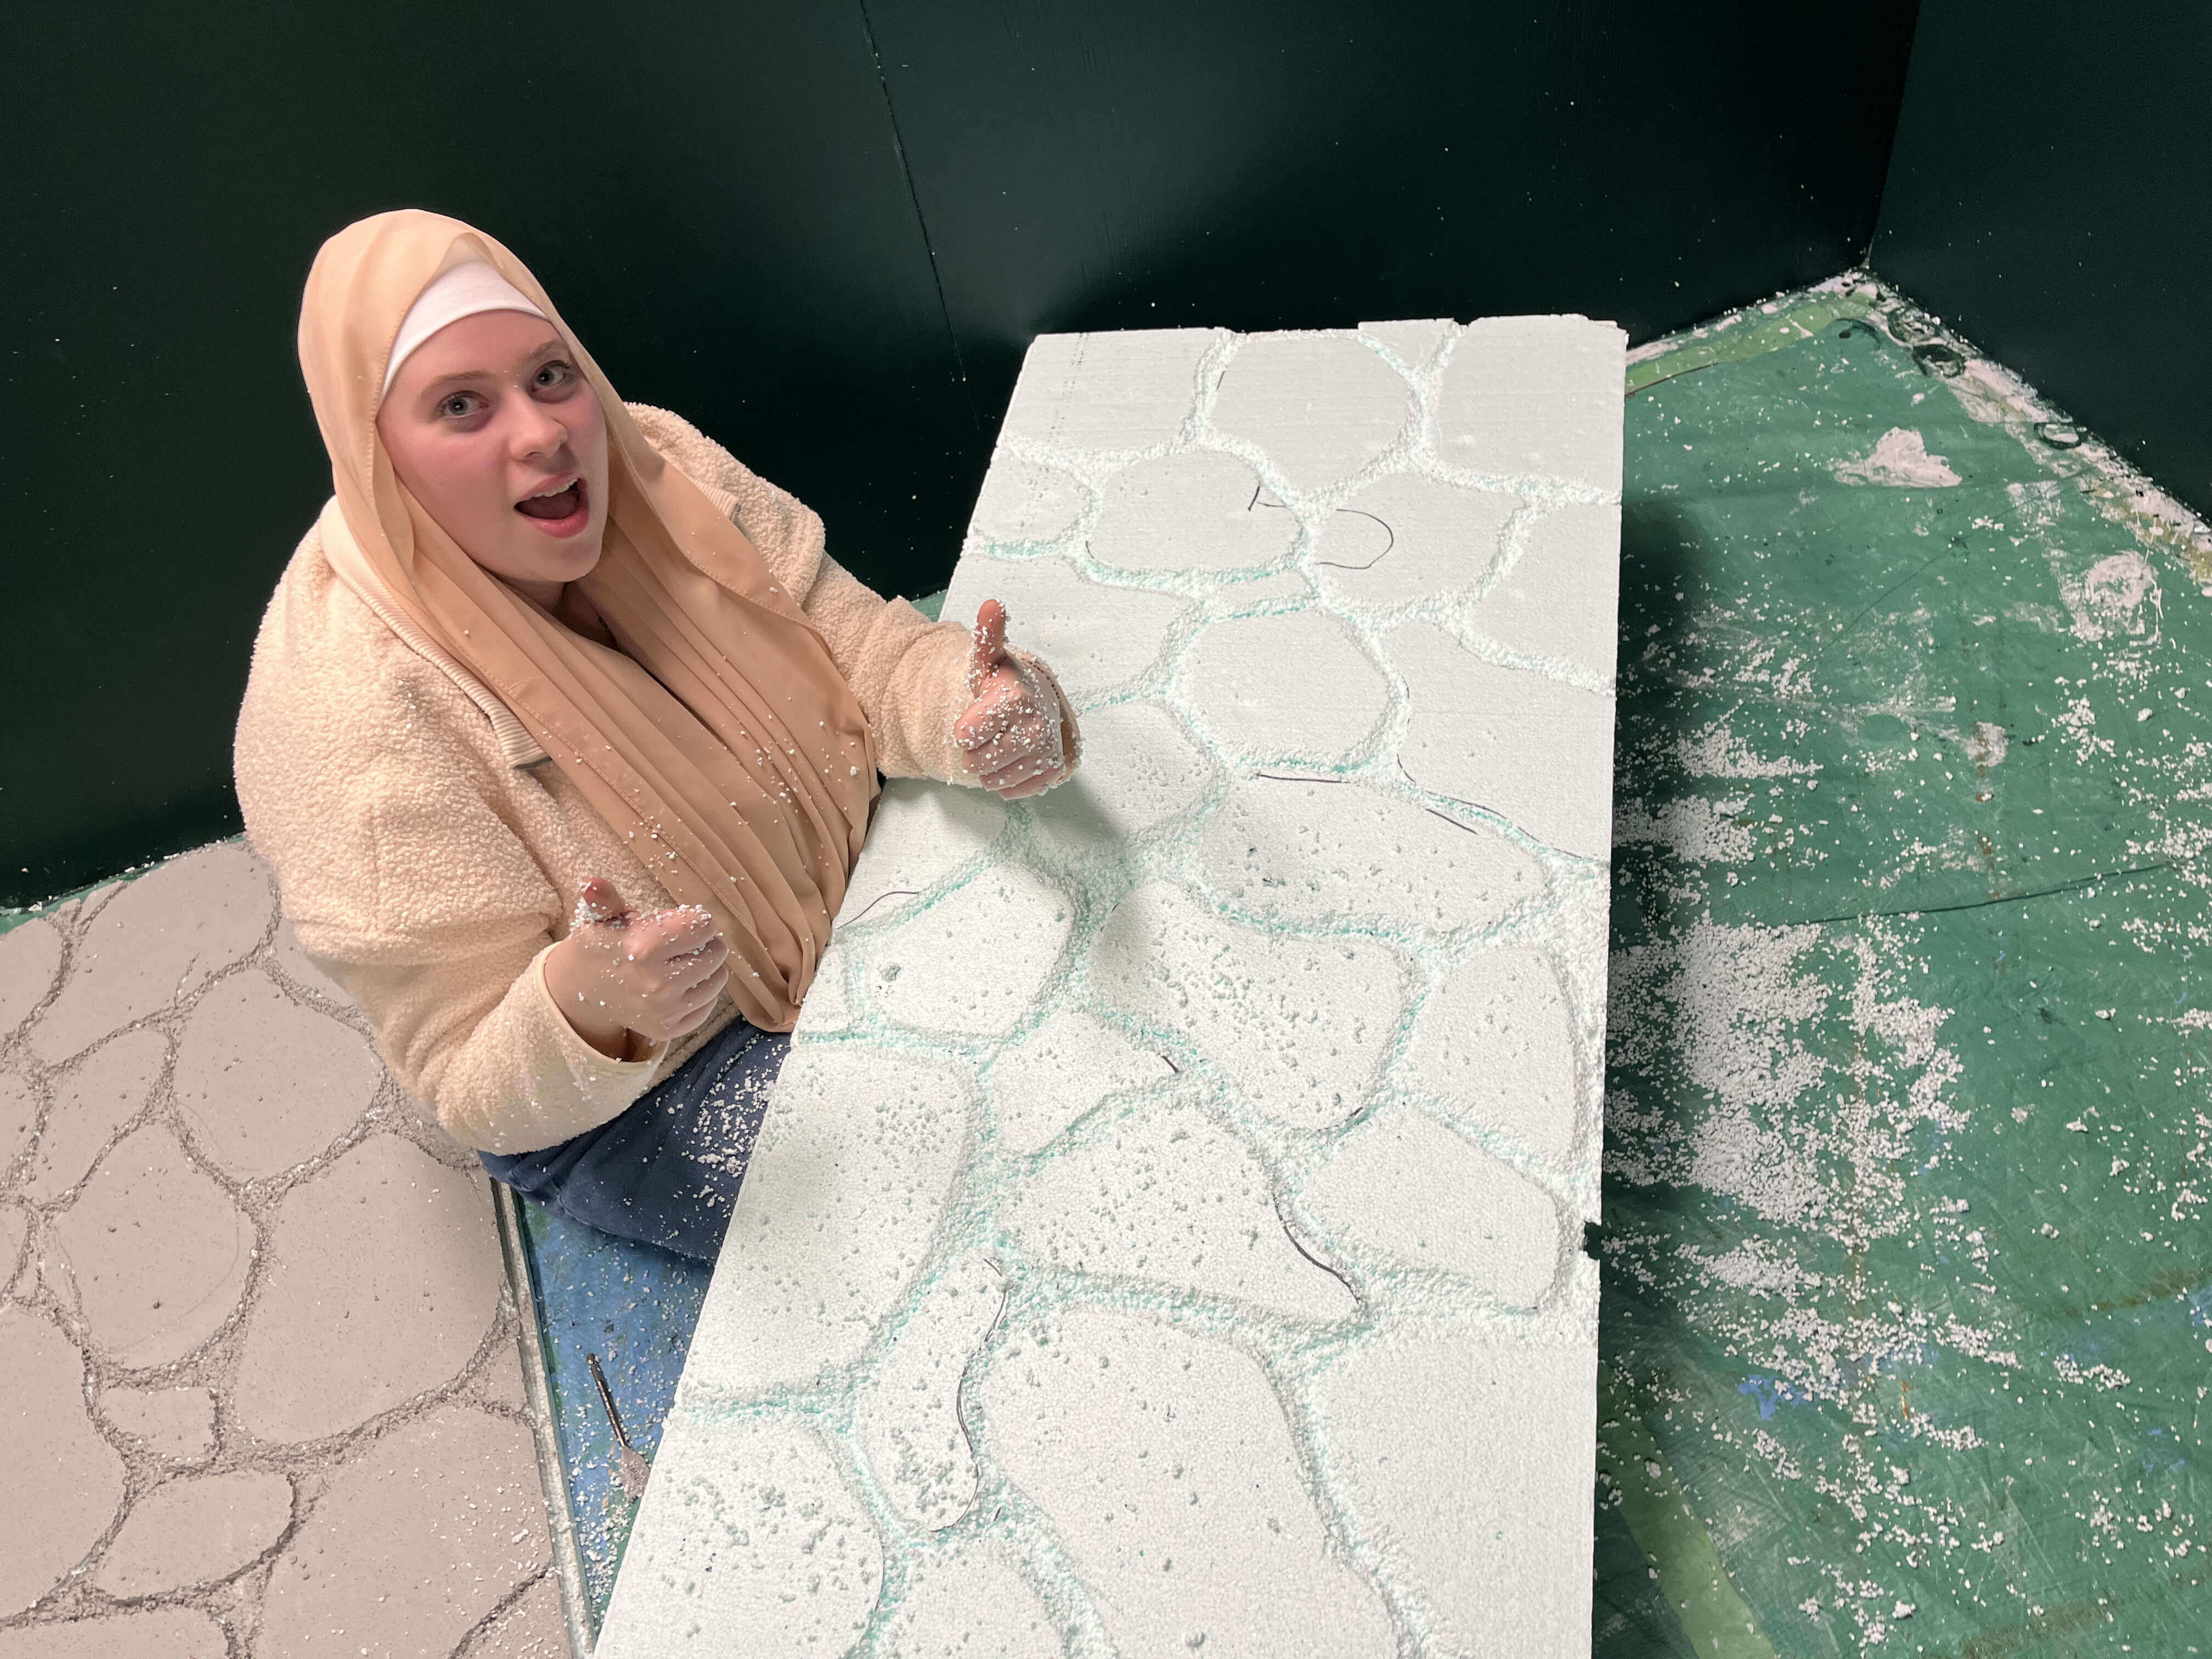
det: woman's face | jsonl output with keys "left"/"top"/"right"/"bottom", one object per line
{"left": 376, "top": 309, "right": 610, "bottom": 594}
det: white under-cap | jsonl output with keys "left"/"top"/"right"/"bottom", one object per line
{"left": 380, "top": 260, "right": 550, "bottom": 397}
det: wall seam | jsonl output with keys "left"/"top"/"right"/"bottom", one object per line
{"left": 1861, "top": 0, "right": 1932, "bottom": 263}
{"left": 855, "top": 0, "right": 980, "bottom": 433}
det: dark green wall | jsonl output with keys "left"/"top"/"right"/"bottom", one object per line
{"left": 2, "top": 0, "right": 1922, "bottom": 906}
{"left": 1872, "top": 2, "right": 2212, "bottom": 521}
{"left": 870, "top": 0, "right": 1922, "bottom": 397}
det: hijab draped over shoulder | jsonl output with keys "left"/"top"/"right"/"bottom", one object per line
{"left": 297, "top": 209, "right": 874, "bottom": 1031}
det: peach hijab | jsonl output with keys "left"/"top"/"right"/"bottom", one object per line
{"left": 298, "top": 209, "right": 874, "bottom": 1030}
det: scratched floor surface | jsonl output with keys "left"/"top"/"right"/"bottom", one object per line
{"left": 515, "top": 283, "right": 2212, "bottom": 1654}
{"left": 1594, "top": 276, "right": 2212, "bottom": 1657}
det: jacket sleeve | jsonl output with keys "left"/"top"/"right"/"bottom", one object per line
{"left": 624, "top": 402, "right": 1081, "bottom": 783}
{"left": 280, "top": 749, "right": 670, "bottom": 1154}
{"left": 235, "top": 573, "right": 665, "bottom": 1154}
{"left": 306, "top": 927, "right": 668, "bottom": 1158}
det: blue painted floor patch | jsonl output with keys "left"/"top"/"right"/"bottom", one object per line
{"left": 513, "top": 1196, "right": 712, "bottom": 1634}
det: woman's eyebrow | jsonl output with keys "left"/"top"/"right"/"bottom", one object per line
{"left": 419, "top": 365, "right": 497, "bottom": 397}
{"left": 416, "top": 341, "right": 568, "bottom": 399}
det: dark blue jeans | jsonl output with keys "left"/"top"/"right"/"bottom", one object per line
{"left": 479, "top": 1016, "right": 790, "bottom": 1261}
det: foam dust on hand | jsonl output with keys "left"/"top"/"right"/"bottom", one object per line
{"left": 955, "top": 597, "right": 1069, "bottom": 799}
{"left": 571, "top": 876, "right": 631, "bottom": 931}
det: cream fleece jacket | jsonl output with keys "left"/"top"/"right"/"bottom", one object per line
{"left": 235, "top": 403, "right": 1075, "bottom": 1154}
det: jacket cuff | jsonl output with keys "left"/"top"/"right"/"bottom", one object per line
{"left": 883, "top": 623, "right": 977, "bottom": 782}
{"left": 529, "top": 944, "right": 667, "bottom": 1090}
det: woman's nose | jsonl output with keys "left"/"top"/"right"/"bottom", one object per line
{"left": 507, "top": 397, "right": 569, "bottom": 460}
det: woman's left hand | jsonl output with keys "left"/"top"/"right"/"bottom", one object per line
{"left": 954, "top": 599, "right": 1068, "bottom": 799}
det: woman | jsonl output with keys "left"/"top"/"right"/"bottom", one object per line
{"left": 235, "top": 210, "right": 1078, "bottom": 1259}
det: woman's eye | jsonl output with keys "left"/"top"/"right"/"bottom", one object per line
{"left": 438, "top": 393, "right": 479, "bottom": 419}
{"left": 536, "top": 360, "right": 574, "bottom": 388}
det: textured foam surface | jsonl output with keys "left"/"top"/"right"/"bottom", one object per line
{"left": 597, "top": 316, "right": 1624, "bottom": 1657}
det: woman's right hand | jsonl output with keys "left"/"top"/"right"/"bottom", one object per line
{"left": 543, "top": 877, "right": 729, "bottom": 1058}
{"left": 955, "top": 598, "right": 1070, "bottom": 799}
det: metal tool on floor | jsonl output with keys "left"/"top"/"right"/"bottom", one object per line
{"left": 587, "top": 1351, "right": 652, "bottom": 1501}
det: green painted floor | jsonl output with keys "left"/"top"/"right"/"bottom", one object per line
{"left": 1594, "top": 278, "right": 2212, "bottom": 1656}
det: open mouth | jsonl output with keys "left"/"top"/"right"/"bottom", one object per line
{"left": 515, "top": 476, "right": 588, "bottom": 534}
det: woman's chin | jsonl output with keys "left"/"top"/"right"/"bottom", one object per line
{"left": 493, "top": 532, "right": 603, "bottom": 589}
{"left": 553, "top": 539, "right": 606, "bottom": 583}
